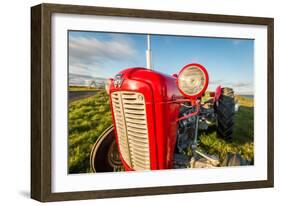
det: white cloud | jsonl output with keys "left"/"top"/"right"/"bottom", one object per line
{"left": 209, "top": 79, "right": 253, "bottom": 95}
{"left": 209, "top": 79, "right": 224, "bottom": 85}
{"left": 69, "top": 35, "right": 137, "bottom": 77}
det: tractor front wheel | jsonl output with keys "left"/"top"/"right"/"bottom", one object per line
{"left": 215, "top": 87, "right": 235, "bottom": 140}
{"left": 90, "top": 125, "right": 124, "bottom": 172}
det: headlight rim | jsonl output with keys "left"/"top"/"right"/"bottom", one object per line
{"left": 177, "top": 63, "right": 209, "bottom": 99}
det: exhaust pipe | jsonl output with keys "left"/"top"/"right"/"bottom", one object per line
{"left": 146, "top": 34, "right": 152, "bottom": 70}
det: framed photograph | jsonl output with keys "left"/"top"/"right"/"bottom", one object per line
{"left": 31, "top": 3, "right": 274, "bottom": 202}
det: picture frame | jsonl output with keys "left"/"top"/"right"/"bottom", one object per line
{"left": 31, "top": 3, "right": 274, "bottom": 202}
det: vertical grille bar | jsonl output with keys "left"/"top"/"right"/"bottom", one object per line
{"left": 111, "top": 92, "right": 132, "bottom": 167}
{"left": 111, "top": 91, "right": 150, "bottom": 170}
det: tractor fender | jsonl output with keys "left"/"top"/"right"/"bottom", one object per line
{"left": 214, "top": 85, "right": 222, "bottom": 103}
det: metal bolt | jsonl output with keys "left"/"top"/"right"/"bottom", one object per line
{"left": 138, "top": 95, "right": 143, "bottom": 101}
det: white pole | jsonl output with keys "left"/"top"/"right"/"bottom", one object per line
{"left": 146, "top": 34, "right": 152, "bottom": 70}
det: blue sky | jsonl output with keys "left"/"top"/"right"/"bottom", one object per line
{"left": 69, "top": 31, "right": 254, "bottom": 94}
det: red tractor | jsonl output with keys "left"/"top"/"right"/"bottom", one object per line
{"left": 90, "top": 63, "right": 243, "bottom": 172}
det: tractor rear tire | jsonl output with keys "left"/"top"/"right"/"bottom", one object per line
{"left": 216, "top": 87, "right": 235, "bottom": 140}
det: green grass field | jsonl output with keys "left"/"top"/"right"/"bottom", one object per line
{"left": 68, "top": 91, "right": 254, "bottom": 173}
{"left": 68, "top": 90, "right": 112, "bottom": 173}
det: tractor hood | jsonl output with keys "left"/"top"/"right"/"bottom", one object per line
{"left": 109, "top": 67, "right": 184, "bottom": 103}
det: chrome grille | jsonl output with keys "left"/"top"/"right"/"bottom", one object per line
{"left": 111, "top": 91, "right": 150, "bottom": 170}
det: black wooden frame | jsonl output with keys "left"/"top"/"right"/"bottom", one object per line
{"left": 31, "top": 3, "right": 274, "bottom": 202}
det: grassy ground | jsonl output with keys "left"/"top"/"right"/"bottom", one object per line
{"left": 68, "top": 90, "right": 112, "bottom": 173}
{"left": 198, "top": 95, "right": 254, "bottom": 163}
{"left": 68, "top": 91, "right": 254, "bottom": 173}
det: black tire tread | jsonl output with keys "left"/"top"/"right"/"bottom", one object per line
{"left": 216, "top": 87, "right": 235, "bottom": 140}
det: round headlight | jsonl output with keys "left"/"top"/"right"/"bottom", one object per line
{"left": 177, "top": 63, "right": 209, "bottom": 98}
